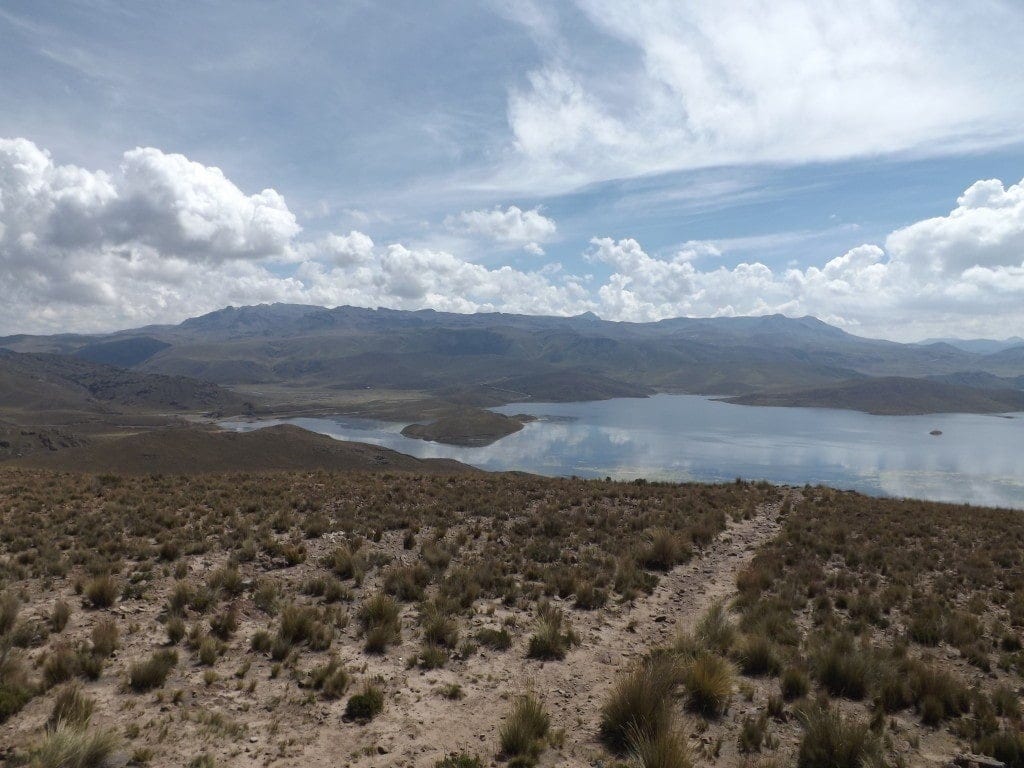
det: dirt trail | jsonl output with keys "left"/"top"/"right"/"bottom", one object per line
{"left": 304, "top": 497, "right": 787, "bottom": 768}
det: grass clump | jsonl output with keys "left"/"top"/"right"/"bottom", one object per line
{"left": 357, "top": 592, "right": 401, "bottom": 654}
{"left": 629, "top": 726, "right": 692, "bottom": 768}
{"left": 796, "top": 705, "right": 883, "bottom": 768}
{"left": 29, "top": 723, "right": 120, "bottom": 768}
{"left": 128, "top": 649, "right": 177, "bottom": 692}
{"left": 436, "top": 754, "right": 483, "bottom": 768}
{"left": 90, "top": 619, "right": 119, "bottom": 658}
{"left": 345, "top": 681, "right": 385, "bottom": 722}
{"left": 499, "top": 694, "right": 550, "bottom": 765}
{"left": 600, "top": 653, "right": 684, "bottom": 752}
{"left": 83, "top": 576, "right": 118, "bottom": 609}
{"left": 475, "top": 627, "right": 511, "bottom": 651}
{"left": 694, "top": 601, "right": 735, "bottom": 654}
{"left": 47, "top": 682, "right": 94, "bottom": 729}
{"left": 526, "top": 602, "right": 577, "bottom": 660}
{"left": 682, "top": 652, "right": 734, "bottom": 717}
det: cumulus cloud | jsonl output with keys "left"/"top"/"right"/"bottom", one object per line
{"left": 444, "top": 204, "right": 556, "bottom": 254}
{"left": 501, "top": 0, "right": 1024, "bottom": 190}
{"left": 0, "top": 139, "right": 586, "bottom": 333}
{"left": 2, "top": 137, "right": 1023, "bottom": 340}
{"left": 586, "top": 178, "right": 1024, "bottom": 338}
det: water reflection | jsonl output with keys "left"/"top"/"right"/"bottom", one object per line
{"left": 220, "top": 395, "right": 1024, "bottom": 509}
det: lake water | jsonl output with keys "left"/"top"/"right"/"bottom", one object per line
{"left": 220, "top": 394, "right": 1024, "bottom": 509}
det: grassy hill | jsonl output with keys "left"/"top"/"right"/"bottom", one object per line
{"left": 724, "top": 376, "right": 1024, "bottom": 414}
{"left": 0, "top": 348, "right": 251, "bottom": 422}
{"left": 14, "top": 424, "right": 472, "bottom": 474}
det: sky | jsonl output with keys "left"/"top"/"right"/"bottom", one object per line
{"left": 2, "top": 0, "right": 1024, "bottom": 341}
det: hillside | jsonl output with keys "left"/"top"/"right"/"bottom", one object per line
{"left": 13, "top": 424, "right": 472, "bottom": 474}
{"left": 0, "top": 348, "right": 251, "bottom": 422}
{"left": 724, "top": 376, "right": 1024, "bottom": 415}
{"left": 1, "top": 471, "right": 1021, "bottom": 768}
{"left": 5, "top": 304, "right": 1024, "bottom": 421}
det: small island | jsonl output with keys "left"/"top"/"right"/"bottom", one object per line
{"left": 401, "top": 409, "right": 535, "bottom": 446}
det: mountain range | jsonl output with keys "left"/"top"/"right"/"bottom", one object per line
{"left": 2, "top": 303, "right": 1023, "bottom": 458}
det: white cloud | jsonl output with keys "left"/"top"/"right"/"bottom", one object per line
{"left": 587, "top": 177, "right": 1024, "bottom": 338}
{"left": 501, "top": 0, "right": 1024, "bottom": 190}
{"left": 2, "top": 137, "right": 1024, "bottom": 341}
{"left": 444, "top": 204, "right": 556, "bottom": 252}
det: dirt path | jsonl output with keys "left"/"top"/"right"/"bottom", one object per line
{"left": 302, "top": 497, "right": 787, "bottom": 767}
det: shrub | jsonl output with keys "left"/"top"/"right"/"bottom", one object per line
{"left": 499, "top": 694, "right": 549, "bottom": 760}
{"left": 83, "top": 576, "right": 118, "bottom": 609}
{"left": 682, "top": 652, "right": 733, "bottom": 717}
{"left": 600, "top": 653, "right": 684, "bottom": 752}
{"left": 29, "top": 724, "right": 120, "bottom": 768}
{"left": 526, "top": 602, "right": 577, "bottom": 660}
{"left": 796, "top": 705, "right": 882, "bottom": 768}
{"left": 47, "top": 682, "right": 94, "bottom": 729}
{"left": 128, "top": 650, "right": 177, "bottom": 692}
{"left": 345, "top": 681, "right": 384, "bottom": 722}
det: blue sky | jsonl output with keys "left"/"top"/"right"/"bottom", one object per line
{"left": 2, "top": 0, "right": 1024, "bottom": 340}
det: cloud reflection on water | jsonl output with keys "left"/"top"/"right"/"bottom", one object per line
{"left": 221, "top": 395, "right": 1024, "bottom": 509}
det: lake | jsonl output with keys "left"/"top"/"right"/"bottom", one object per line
{"left": 220, "top": 394, "right": 1024, "bottom": 509}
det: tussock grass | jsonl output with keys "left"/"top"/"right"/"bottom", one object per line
{"left": 83, "top": 575, "right": 118, "bottom": 609}
{"left": 357, "top": 592, "right": 401, "bottom": 654}
{"left": 30, "top": 723, "right": 120, "bottom": 768}
{"left": 628, "top": 725, "right": 692, "bottom": 768}
{"left": 345, "top": 680, "right": 384, "bottom": 722}
{"left": 682, "top": 652, "right": 734, "bottom": 717}
{"left": 600, "top": 653, "right": 684, "bottom": 752}
{"left": 47, "top": 682, "right": 94, "bottom": 729}
{"left": 128, "top": 650, "right": 177, "bottom": 692}
{"left": 526, "top": 602, "right": 577, "bottom": 660}
{"left": 499, "top": 694, "right": 549, "bottom": 763}
{"left": 795, "top": 705, "right": 882, "bottom": 768}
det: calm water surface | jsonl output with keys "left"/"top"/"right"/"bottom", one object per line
{"left": 221, "top": 395, "right": 1024, "bottom": 509}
